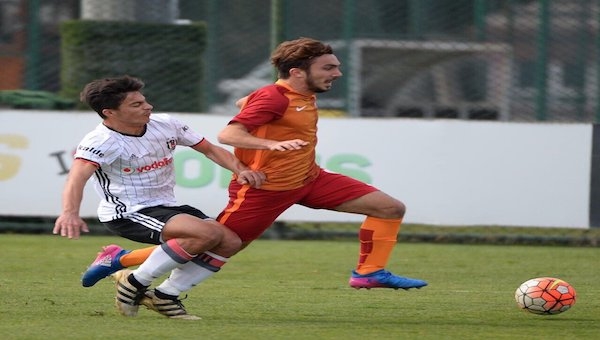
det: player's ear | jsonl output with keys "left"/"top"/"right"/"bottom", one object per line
{"left": 235, "top": 96, "right": 249, "bottom": 108}
{"left": 102, "top": 108, "right": 114, "bottom": 117}
{"left": 289, "top": 68, "right": 306, "bottom": 78}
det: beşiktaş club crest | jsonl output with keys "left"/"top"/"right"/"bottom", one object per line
{"left": 166, "top": 138, "right": 177, "bottom": 150}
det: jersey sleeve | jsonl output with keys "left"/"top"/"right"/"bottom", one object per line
{"left": 230, "top": 85, "right": 289, "bottom": 132}
{"left": 152, "top": 114, "right": 204, "bottom": 147}
{"left": 169, "top": 115, "right": 205, "bottom": 146}
{"left": 74, "top": 130, "right": 121, "bottom": 166}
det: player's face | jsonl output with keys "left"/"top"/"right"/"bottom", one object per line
{"left": 103, "top": 91, "right": 153, "bottom": 134}
{"left": 305, "top": 54, "right": 342, "bottom": 93}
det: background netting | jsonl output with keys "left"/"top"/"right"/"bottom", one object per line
{"left": 1, "top": 0, "right": 598, "bottom": 121}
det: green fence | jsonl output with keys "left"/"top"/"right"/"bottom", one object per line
{"left": 2, "top": 0, "right": 599, "bottom": 121}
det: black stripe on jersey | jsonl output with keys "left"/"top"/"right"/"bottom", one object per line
{"left": 127, "top": 212, "right": 164, "bottom": 232}
{"left": 94, "top": 169, "right": 127, "bottom": 219}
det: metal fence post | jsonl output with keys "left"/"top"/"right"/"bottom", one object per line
{"left": 596, "top": 4, "right": 600, "bottom": 122}
{"left": 535, "top": 0, "right": 550, "bottom": 121}
{"left": 408, "top": 0, "right": 425, "bottom": 39}
{"left": 474, "top": 0, "right": 487, "bottom": 41}
{"left": 204, "top": 0, "right": 219, "bottom": 112}
{"left": 343, "top": 0, "right": 356, "bottom": 116}
{"left": 270, "top": 0, "right": 284, "bottom": 81}
{"left": 25, "top": 0, "right": 41, "bottom": 90}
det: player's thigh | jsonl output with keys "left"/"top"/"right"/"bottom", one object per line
{"left": 301, "top": 170, "right": 378, "bottom": 210}
{"left": 218, "top": 183, "right": 300, "bottom": 242}
{"left": 162, "top": 214, "right": 224, "bottom": 241}
{"left": 335, "top": 191, "right": 405, "bottom": 218}
{"left": 301, "top": 171, "right": 404, "bottom": 218}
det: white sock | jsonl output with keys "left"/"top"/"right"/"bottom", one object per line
{"left": 133, "top": 243, "right": 191, "bottom": 286}
{"left": 156, "top": 261, "right": 218, "bottom": 296}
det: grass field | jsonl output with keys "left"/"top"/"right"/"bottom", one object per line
{"left": 1, "top": 234, "right": 599, "bottom": 340}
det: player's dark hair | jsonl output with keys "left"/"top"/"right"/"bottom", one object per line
{"left": 80, "top": 75, "right": 145, "bottom": 119}
{"left": 271, "top": 37, "right": 333, "bottom": 79}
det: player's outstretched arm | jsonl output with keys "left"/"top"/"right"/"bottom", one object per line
{"left": 218, "top": 122, "right": 308, "bottom": 151}
{"left": 53, "top": 159, "right": 97, "bottom": 239}
{"left": 192, "top": 139, "right": 266, "bottom": 188}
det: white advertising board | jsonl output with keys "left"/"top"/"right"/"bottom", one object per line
{"left": 0, "top": 110, "right": 591, "bottom": 228}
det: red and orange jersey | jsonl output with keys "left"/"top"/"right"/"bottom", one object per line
{"left": 230, "top": 80, "right": 320, "bottom": 190}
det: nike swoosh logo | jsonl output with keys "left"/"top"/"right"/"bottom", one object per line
{"left": 296, "top": 106, "right": 307, "bottom": 111}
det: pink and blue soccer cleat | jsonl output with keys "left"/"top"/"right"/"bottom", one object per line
{"left": 81, "top": 244, "right": 129, "bottom": 287}
{"left": 349, "top": 269, "right": 427, "bottom": 290}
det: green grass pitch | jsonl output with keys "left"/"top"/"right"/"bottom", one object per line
{"left": 0, "top": 234, "right": 598, "bottom": 339}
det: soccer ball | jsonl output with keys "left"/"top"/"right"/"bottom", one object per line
{"left": 514, "top": 277, "right": 576, "bottom": 315}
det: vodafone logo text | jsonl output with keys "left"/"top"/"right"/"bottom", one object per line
{"left": 123, "top": 157, "right": 173, "bottom": 174}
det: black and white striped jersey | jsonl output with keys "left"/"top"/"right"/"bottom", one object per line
{"left": 74, "top": 114, "right": 204, "bottom": 222}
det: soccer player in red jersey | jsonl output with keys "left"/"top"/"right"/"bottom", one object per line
{"left": 82, "top": 38, "right": 426, "bottom": 298}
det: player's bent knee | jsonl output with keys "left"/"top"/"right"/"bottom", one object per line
{"left": 377, "top": 198, "right": 405, "bottom": 219}
{"left": 394, "top": 200, "right": 406, "bottom": 218}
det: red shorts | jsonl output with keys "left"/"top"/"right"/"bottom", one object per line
{"left": 216, "top": 168, "right": 378, "bottom": 242}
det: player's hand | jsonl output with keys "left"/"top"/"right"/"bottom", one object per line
{"left": 269, "top": 139, "right": 309, "bottom": 151}
{"left": 237, "top": 170, "right": 266, "bottom": 188}
{"left": 53, "top": 213, "right": 90, "bottom": 239}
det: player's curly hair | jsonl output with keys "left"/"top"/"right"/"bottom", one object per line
{"left": 80, "top": 75, "right": 145, "bottom": 119}
{"left": 271, "top": 37, "right": 333, "bottom": 79}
